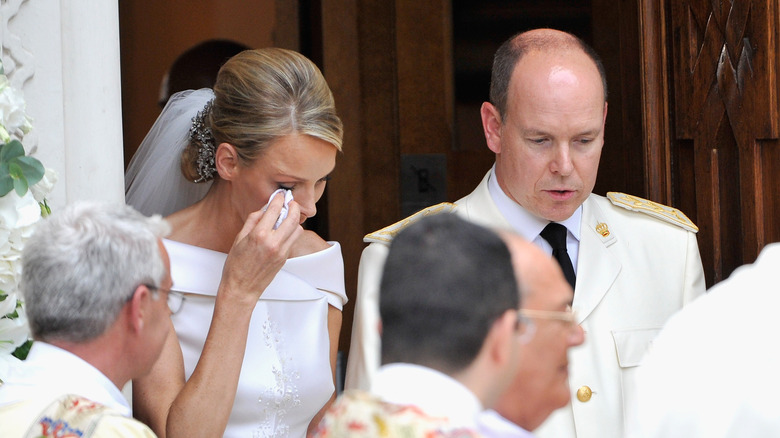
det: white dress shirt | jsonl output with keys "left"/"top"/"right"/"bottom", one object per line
{"left": 478, "top": 409, "right": 537, "bottom": 438}
{"left": 372, "top": 363, "right": 483, "bottom": 430}
{"left": 487, "top": 166, "right": 581, "bottom": 274}
{"left": 0, "top": 342, "right": 130, "bottom": 416}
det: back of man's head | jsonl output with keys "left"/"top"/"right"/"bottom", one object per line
{"left": 21, "top": 201, "right": 170, "bottom": 344}
{"left": 379, "top": 213, "right": 519, "bottom": 374}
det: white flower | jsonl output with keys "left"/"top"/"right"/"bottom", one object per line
{"left": 0, "top": 77, "right": 32, "bottom": 143}
{"left": 0, "top": 189, "right": 42, "bottom": 229}
{"left": 30, "top": 168, "right": 58, "bottom": 204}
{"left": 0, "top": 58, "right": 52, "bottom": 361}
{"left": 0, "top": 307, "right": 28, "bottom": 354}
{"left": 0, "top": 292, "right": 16, "bottom": 316}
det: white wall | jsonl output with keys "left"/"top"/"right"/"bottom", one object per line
{"left": 2, "top": 0, "right": 124, "bottom": 209}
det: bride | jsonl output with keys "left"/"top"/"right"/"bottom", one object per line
{"left": 125, "top": 48, "right": 345, "bottom": 438}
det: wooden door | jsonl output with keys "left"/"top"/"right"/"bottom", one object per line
{"left": 667, "top": 0, "right": 780, "bottom": 285}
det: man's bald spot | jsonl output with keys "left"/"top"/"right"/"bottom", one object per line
{"left": 498, "top": 231, "right": 552, "bottom": 301}
{"left": 489, "top": 28, "right": 608, "bottom": 118}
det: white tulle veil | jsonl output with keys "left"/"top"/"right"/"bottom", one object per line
{"left": 125, "top": 88, "right": 215, "bottom": 217}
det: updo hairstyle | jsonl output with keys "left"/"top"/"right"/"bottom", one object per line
{"left": 181, "top": 48, "right": 344, "bottom": 182}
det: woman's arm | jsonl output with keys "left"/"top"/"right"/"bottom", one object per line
{"left": 134, "top": 197, "right": 303, "bottom": 438}
{"left": 133, "top": 319, "right": 185, "bottom": 436}
{"left": 307, "top": 304, "right": 343, "bottom": 435}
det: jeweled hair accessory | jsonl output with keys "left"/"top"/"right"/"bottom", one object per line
{"left": 189, "top": 99, "right": 216, "bottom": 183}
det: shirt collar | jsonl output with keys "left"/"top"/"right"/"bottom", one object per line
{"left": 372, "top": 363, "right": 483, "bottom": 429}
{"left": 477, "top": 409, "right": 536, "bottom": 438}
{"left": 0, "top": 342, "right": 130, "bottom": 416}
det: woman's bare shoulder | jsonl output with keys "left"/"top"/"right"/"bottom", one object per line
{"left": 290, "top": 230, "right": 330, "bottom": 258}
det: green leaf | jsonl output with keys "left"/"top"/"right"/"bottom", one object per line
{"left": 9, "top": 161, "right": 23, "bottom": 179}
{"left": 0, "top": 140, "right": 24, "bottom": 162}
{"left": 15, "top": 156, "right": 44, "bottom": 187}
{"left": 0, "top": 175, "right": 12, "bottom": 196}
{"left": 13, "top": 177, "right": 28, "bottom": 196}
{"left": 9, "top": 161, "right": 28, "bottom": 196}
{"left": 12, "top": 339, "right": 33, "bottom": 360}
{"left": 40, "top": 199, "right": 51, "bottom": 216}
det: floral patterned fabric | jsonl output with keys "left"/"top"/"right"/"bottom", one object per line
{"left": 0, "top": 394, "right": 155, "bottom": 438}
{"left": 312, "top": 390, "right": 483, "bottom": 438}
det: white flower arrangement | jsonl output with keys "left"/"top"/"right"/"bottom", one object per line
{"left": 0, "top": 59, "right": 57, "bottom": 374}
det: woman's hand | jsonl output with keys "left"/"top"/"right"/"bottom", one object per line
{"left": 158, "top": 192, "right": 305, "bottom": 438}
{"left": 220, "top": 192, "right": 304, "bottom": 304}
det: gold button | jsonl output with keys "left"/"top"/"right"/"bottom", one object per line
{"left": 577, "top": 386, "right": 593, "bottom": 402}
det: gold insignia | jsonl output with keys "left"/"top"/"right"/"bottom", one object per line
{"left": 595, "top": 222, "right": 610, "bottom": 237}
{"left": 363, "top": 202, "right": 457, "bottom": 244}
{"left": 607, "top": 192, "right": 699, "bottom": 233}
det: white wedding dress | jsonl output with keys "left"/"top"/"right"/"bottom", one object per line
{"left": 164, "top": 238, "right": 347, "bottom": 438}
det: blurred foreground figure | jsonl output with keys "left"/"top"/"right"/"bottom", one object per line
{"left": 0, "top": 202, "right": 171, "bottom": 437}
{"left": 628, "top": 242, "right": 780, "bottom": 438}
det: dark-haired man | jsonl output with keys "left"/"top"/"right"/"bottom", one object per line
{"left": 316, "top": 214, "right": 528, "bottom": 436}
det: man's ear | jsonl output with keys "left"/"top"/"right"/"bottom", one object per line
{"left": 215, "top": 143, "right": 240, "bottom": 180}
{"left": 481, "top": 102, "right": 503, "bottom": 154}
{"left": 126, "top": 285, "right": 150, "bottom": 334}
{"left": 486, "top": 309, "right": 519, "bottom": 367}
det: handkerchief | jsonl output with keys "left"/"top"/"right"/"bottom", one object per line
{"left": 263, "top": 188, "right": 294, "bottom": 229}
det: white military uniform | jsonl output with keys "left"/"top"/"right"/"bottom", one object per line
{"left": 346, "top": 171, "right": 706, "bottom": 438}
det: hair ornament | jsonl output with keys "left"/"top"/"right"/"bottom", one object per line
{"left": 189, "top": 99, "right": 216, "bottom": 183}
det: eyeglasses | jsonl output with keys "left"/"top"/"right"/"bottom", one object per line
{"left": 144, "top": 285, "right": 185, "bottom": 315}
{"left": 515, "top": 312, "right": 537, "bottom": 344}
{"left": 519, "top": 306, "right": 578, "bottom": 327}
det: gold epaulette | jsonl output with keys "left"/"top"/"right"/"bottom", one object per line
{"left": 363, "top": 202, "right": 457, "bottom": 244}
{"left": 607, "top": 192, "right": 698, "bottom": 233}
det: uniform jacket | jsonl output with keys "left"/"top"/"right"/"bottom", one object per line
{"left": 345, "top": 171, "right": 706, "bottom": 438}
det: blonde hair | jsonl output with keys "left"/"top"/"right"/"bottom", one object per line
{"left": 182, "top": 48, "right": 343, "bottom": 182}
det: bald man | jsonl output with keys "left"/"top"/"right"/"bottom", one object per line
{"left": 348, "top": 28, "right": 705, "bottom": 437}
{"left": 478, "top": 235, "right": 585, "bottom": 437}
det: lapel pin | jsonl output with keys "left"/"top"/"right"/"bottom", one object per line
{"left": 596, "top": 222, "right": 610, "bottom": 237}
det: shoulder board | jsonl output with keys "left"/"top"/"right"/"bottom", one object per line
{"left": 364, "top": 202, "right": 457, "bottom": 244}
{"left": 607, "top": 192, "right": 698, "bottom": 233}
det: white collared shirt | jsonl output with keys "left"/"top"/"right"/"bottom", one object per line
{"left": 0, "top": 341, "right": 130, "bottom": 416}
{"left": 487, "top": 166, "right": 582, "bottom": 274}
{"left": 371, "top": 363, "right": 483, "bottom": 430}
{"left": 478, "top": 409, "right": 537, "bottom": 438}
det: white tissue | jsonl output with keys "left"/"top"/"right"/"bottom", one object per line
{"left": 263, "top": 188, "right": 294, "bottom": 229}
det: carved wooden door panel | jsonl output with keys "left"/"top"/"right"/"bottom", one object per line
{"left": 669, "top": 0, "right": 780, "bottom": 286}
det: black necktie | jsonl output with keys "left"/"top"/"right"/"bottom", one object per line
{"left": 540, "top": 222, "right": 576, "bottom": 290}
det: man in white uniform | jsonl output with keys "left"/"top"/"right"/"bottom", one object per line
{"left": 628, "top": 242, "right": 780, "bottom": 438}
{"left": 346, "top": 28, "right": 706, "bottom": 438}
{"left": 315, "top": 214, "right": 528, "bottom": 436}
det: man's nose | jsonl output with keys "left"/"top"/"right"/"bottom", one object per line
{"left": 550, "top": 145, "right": 574, "bottom": 176}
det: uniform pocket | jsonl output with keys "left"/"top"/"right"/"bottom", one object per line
{"left": 612, "top": 327, "right": 661, "bottom": 368}
{"left": 612, "top": 327, "right": 662, "bottom": 433}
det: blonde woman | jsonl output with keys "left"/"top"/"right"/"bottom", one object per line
{"left": 125, "top": 48, "right": 345, "bottom": 438}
